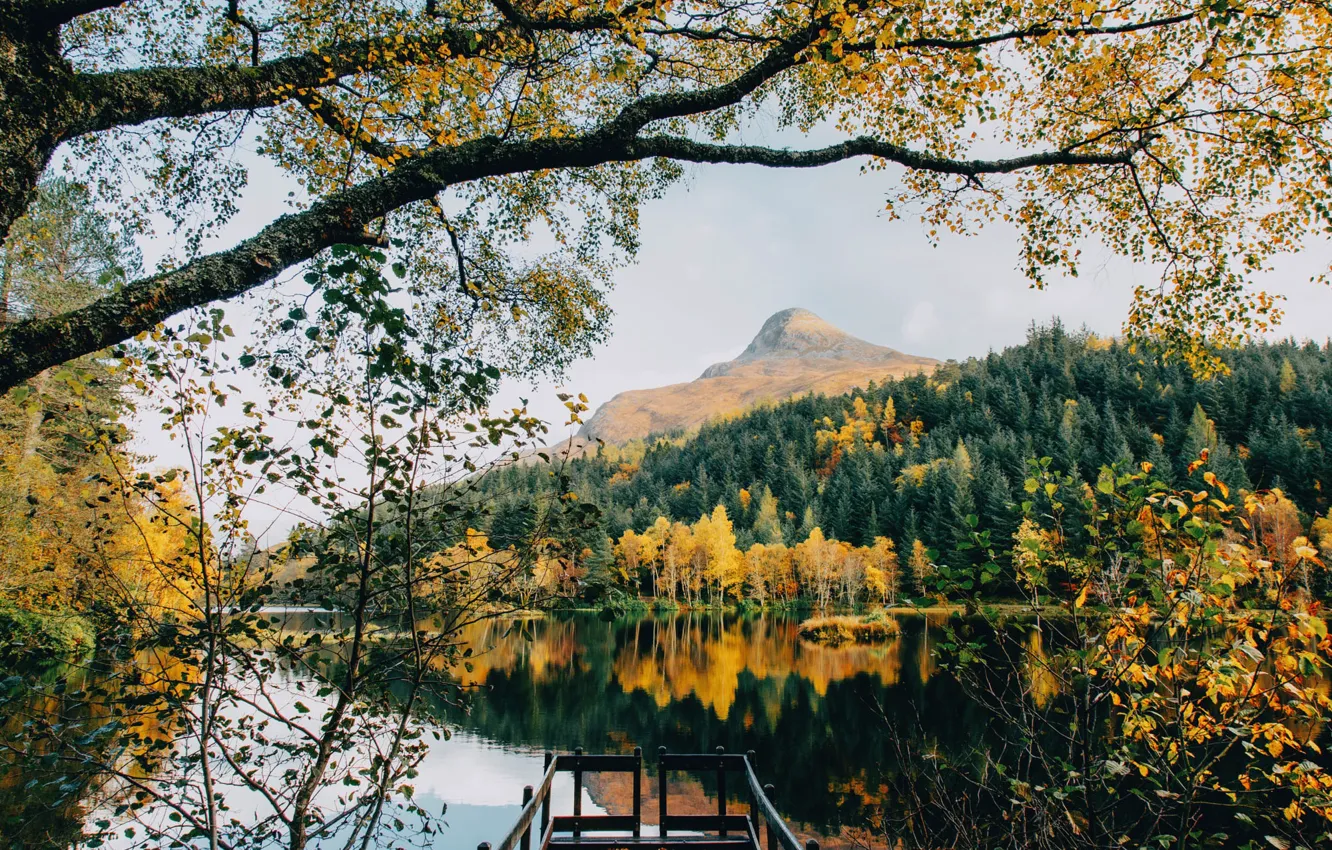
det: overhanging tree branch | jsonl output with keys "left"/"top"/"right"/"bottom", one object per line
{"left": 628, "top": 133, "right": 1144, "bottom": 174}
{"left": 61, "top": 4, "right": 687, "bottom": 145}
{"left": 66, "top": 29, "right": 493, "bottom": 140}
{"left": 602, "top": 30, "right": 811, "bottom": 137}
{"left": 881, "top": 11, "right": 1199, "bottom": 52}
{"left": 0, "top": 124, "right": 1141, "bottom": 393}
{"left": 19, "top": 0, "right": 127, "bottom": 31}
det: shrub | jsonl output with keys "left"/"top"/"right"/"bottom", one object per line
{"left": 0, "top": 599, "right": 95, "bottom": 667}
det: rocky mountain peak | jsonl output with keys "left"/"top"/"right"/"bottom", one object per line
{"left": 700, "top": 308, "right": 903, "bottom": 378}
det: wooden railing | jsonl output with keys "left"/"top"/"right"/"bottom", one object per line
{"left": 479, "top": 747, "right": 818, "bottom": 850}
{"left": 742, "top": 756, "right": 807, "bottom": 850}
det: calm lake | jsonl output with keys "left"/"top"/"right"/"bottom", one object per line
{"left": 427, "top": 610, "right": 981, "bottom": 849}
{"left": 2, "top": 609, "right": 1040, "bottom": 849}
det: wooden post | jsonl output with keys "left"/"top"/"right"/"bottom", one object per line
{"left": 716, "top": 745, "right": 727, "bottom": 837}
{"left": 658, "top": 746, "right": 669, "bottom": 839}
{"left": 541, "top": 752, "right": 552, "bottom": 841}
{"left": 632, "top": 746, "right": 643, "bottom": 838}
{"left": 573, "top": 746, "right": 583, "bottom": 839}
{"left": 764, "top": 785, "right": 777, "bottom": 850}
{"left": 520, "top": 785, "right": 534, "bottom": 850}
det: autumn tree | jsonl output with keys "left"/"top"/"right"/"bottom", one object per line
{"left": 1012, "top": 518, "right": 1049, "bottom": 605}
{"left": 694, "top": 505, "right": 743, "bottom": 602}
{"left": 755, "top": 542, "right": 796, "bottom": 601}
{"left": 909, "top": 538, "right": 933, "bottom": 597}
{"left": 614, "top": 528, "right": 644, "bottom": 586}
{"left": 743, "top": 542, "right": 771, "bottom": 603}
{"left": 834, "top": 542, "right": 860, "bottom": 603}
{"left": 795, "top": 527, "right": 838, "bottom": 608}
{"left": 5, "top": 0, "right": 1332, "bottom": 387}
{"left": 863, "top": 536, "right": 899, "bottom": 605}
{"left": 0, "top": 178, "right": 144, "bottom": 622}
{"left": 1279, "top": 359, "right": 1299, "bottom": 394}
{"left": 1240, "top": 488, "right": 1321, "bottom": 594}
{"left": 752, "top": 485, "right": 785, "bottom": 546}
{"left": 614, "top": 526, "right": 661, "bottom": 593}
{"left": 654, "top": 518, "right": 694, "bottom": 603}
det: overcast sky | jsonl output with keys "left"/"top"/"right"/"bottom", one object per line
{"left": 490, "top": 155, "right": 1332, "bottom": 443}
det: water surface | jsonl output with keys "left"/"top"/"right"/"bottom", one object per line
{"left": 1, "top": 610, "right": 1007, "bottom": 849}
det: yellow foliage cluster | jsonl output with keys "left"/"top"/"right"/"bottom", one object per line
{"left": 419, "top": 528, "right": 573, "bottom": 609}
{"left": 813, "top": 395, "right": 927, "bottom": 475}
{"left": 1018, "top": 462, "right": 1332, "bottom": 833}
{"left": 615, "top": 509, "right": 902, "bottom": 608}
{"left": 0, "top": 404, "right": 202, "bottom": 632}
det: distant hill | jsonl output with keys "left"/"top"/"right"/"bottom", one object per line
{"left": 578, "top": 308, "right": 938, "bottom": 443}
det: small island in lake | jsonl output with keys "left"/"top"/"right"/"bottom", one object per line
{"left": 798, "top": 613, "right": 901, "bottom": 645}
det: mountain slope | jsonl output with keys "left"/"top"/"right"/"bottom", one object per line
{"left": 578, "top": 309, "right": 938, "bottom": 442}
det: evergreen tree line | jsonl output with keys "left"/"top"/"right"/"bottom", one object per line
{"left": 475, "top": 323, "right": 1332, "bottom": 600}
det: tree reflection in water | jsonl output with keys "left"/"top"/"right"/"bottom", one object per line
{"left": 435, "top": 610, "right": 985, "bottom": 844}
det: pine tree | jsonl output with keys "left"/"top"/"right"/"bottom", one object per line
{"left": 1182, "top": 403, "right": 1217, "bottom": 463}
{"left": 798, "top": 506, "right": 817, "bottom": 542}
{"left": 974, "top": 460, "right": 1015, "bottom": 547}
{"left": 1099, "top": 404, "right": 1133, "bottom": 470}
{"left": 1182, "top": 403, "right": 1251, "bottom": 495}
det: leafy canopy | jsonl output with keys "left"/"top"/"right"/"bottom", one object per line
{"left": 3, "top": 0, "right": 1332, "bottom": 384}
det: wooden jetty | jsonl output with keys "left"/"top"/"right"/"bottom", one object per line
{"left": 481, "top": 746, "right": 818, "bottom": 850}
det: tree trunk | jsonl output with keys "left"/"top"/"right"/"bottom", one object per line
{"left": 0, "top": 14, "right": 74, "bottom": 244}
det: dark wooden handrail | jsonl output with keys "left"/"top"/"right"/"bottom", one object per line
{"left": 743, "top": 760, "right": 805, "bottom": 850}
